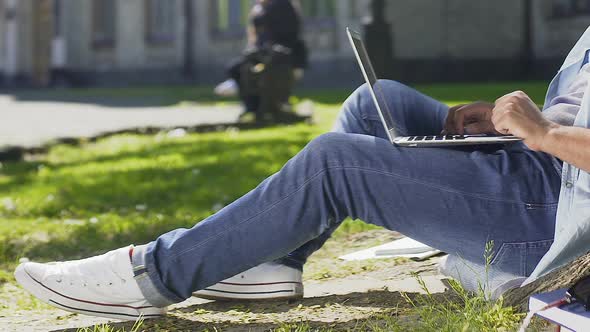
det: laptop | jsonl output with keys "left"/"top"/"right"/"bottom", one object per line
{"left": 346, "top": 28, "right": 522, "bottom": 147}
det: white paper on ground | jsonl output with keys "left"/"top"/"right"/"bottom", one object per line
{"left": 338, "top": 237, "right": 442, "bottom": 261}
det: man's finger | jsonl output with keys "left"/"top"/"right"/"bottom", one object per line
{"left": 443, "top": 109, "right": 455, "bottom": 133}
{"left": 443, "top": 105, "right": 463, "bottom": 134}
{"left": 495, "top": 92, "right": 517, "bottom": 105}
{"left": 491, "top": 105, "right": 507, "bottom": 125}
{"left": 464, "top": 121, "right": 497, "bottom": 135}
{"left": 493, "top": 111, "right": 512, "bottom": 134}
{"left": 453, "top": 106, "right": 468, "bottom": 135}
{"left": 495, "top": 90, "right": 531, "bottom": 106}
{"left": 453, "top": 107, "right": 486, "bottom": 135}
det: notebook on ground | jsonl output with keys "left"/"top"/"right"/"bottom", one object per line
{"left": 338, "top": 237, "right": 441, "bottom": 261}
{"left": 529, "top": 289, "right": 590, "bottom": 332}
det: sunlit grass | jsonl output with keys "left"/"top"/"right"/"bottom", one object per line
{"left": 77, "top": 319, "right": 143, "bottom": 332}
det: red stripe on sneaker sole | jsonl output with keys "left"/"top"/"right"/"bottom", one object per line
{"left": 49, "top": 299, "right": 164, "bottom": 319}
{"left": 24, "top": 269, "right": 155, "bottom": 310}
{"left": 203, "top": 288, "right": 296, "bottom": 295}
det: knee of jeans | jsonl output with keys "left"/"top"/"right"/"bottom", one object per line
{"left": 340, "top": 83, "right": 370, "bottom": 117}
{"left": 304, "top": 133, "right": 348, "bottom": 161}
{"left": 342, "top": 80, "right": 404, "bottom": 117}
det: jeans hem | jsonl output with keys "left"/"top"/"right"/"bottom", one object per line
{"left": 274, "top": 257, "right": 304, "bottom": 271}
{"left": 132, "top": 244, "right": 184, "bottom": 307}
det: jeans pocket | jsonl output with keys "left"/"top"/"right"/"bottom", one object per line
{"left": 490, "top": 240, "right": 554, "bottom": 276}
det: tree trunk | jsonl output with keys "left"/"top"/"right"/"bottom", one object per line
{"left": 32, "top": 0, "right": 54, "bottom": 86}
{"left": 503, "top": 251, "right": 590, "bottom": 310}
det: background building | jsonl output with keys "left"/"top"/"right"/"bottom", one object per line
{"left": 0, "top": 0, "right": 588, "bottom": 87}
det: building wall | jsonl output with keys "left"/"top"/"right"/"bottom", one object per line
{"left": 384, "top": 0, "right": 590, "bottom": 82}
{"left": 0, "top": 1, "right": 5, "bottom": 73}
{"left": 445, "top": 0, "right": 525, "bottom": 58}
{"left": 385, "top": 0, "right": 529, "bottom": 82}
{"left": 14, "top": 0, "right": 34, "bottom": 83}
{"left": 59, "top": 0, "right": 185, "bottom": 84}
{"left": 386, "top": 0, "right": 526, "bottom": 59}
{"left": 533, "top": 0, "right": 590, "bottom": 59}
{"left": 0, "top": 0, "right": 589, "bottom": 86}
{"left": 62, "top": 0, "right": 91, "bottom": 70}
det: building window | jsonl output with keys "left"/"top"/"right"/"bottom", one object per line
{"left": 212, "top": 0, "right": 251, "bottom": 35}
{"left": 146, "top": 0, "right": 176, "bottom": 44}
{"left": 92, "top": 0, "right": 116, "bottom": 48}
{"left": 300, "top": 0, "right": 336, "bottom": 21}
{"left": 552, "top": 0, "right": 590, "bottom": 17}
{"left": 53, "top": 0, "right": 63, "bottom": 37}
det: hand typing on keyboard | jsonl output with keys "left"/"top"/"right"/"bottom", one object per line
{"left": 442, "top": 102, "right": 497, "bottom": 135}
{"left": 492, "top": 91, "right": 555, "bottom": 151}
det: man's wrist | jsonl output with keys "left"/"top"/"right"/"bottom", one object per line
{"left": 539, "top": 122, "right": 562, "bottom": 153}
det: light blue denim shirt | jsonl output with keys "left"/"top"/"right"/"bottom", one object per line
{"left": 440, "top": 27, "right": 590, "bottom": 296}
{"left": 525, "top": 26, "right": 590, "bottom": 284}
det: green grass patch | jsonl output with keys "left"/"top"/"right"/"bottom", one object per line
{"left": 77, "top": 319, "right": 144, "bottom": 332}
{"left": 390, "top": 277, "right": 526, "bottom": 332}
{"left": 0, "top": 122, "right": 331, "bottom": 278}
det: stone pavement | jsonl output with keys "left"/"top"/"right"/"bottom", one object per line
{"left": 0, "top": 93, "right": 242, "bottom": 150}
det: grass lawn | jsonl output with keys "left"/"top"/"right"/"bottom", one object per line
{"left": 0, "top": 81, "right": 550, "bottom": 331}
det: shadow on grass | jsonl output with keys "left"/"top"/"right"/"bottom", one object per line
{"left": 52, "top": 290, "right": 459, "bottom": 332}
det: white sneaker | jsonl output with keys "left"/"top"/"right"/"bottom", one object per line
{"left": 194, "top": 262, "right": 303, "bottom": 301}
{"left": 14, "top": 246, "right": 166, "bottom": 320}
{"left": 214, "top": 79, "right": 239, "bottom": 97}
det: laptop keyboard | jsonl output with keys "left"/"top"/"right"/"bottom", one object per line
{"left": 407, "top": 135, "right": 466, "bottom": 142}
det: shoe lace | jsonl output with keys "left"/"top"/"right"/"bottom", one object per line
{"left": 54, "top": 254, "right": 129, "bottom": 293}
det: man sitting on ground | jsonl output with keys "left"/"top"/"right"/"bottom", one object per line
{"left": 14, "top": 27, "right": 590, "bottom": 319}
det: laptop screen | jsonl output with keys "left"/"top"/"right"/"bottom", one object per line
{"left": 347, "top": 28, "right": 399, "bottom": 140}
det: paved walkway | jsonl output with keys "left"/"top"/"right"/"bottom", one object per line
{"left": 0, "top": 263, "right": 447, "bottom": 332}
{"left": 0, "top": 94, "right": 242, "bottom": 150}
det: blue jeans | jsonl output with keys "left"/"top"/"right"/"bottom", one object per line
{"left": 132, "top": 80, "right": 562, "bottom": 307}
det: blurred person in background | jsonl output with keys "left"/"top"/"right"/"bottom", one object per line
{"left": 214, "top": 0, "right": 308, "bottom": 120}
